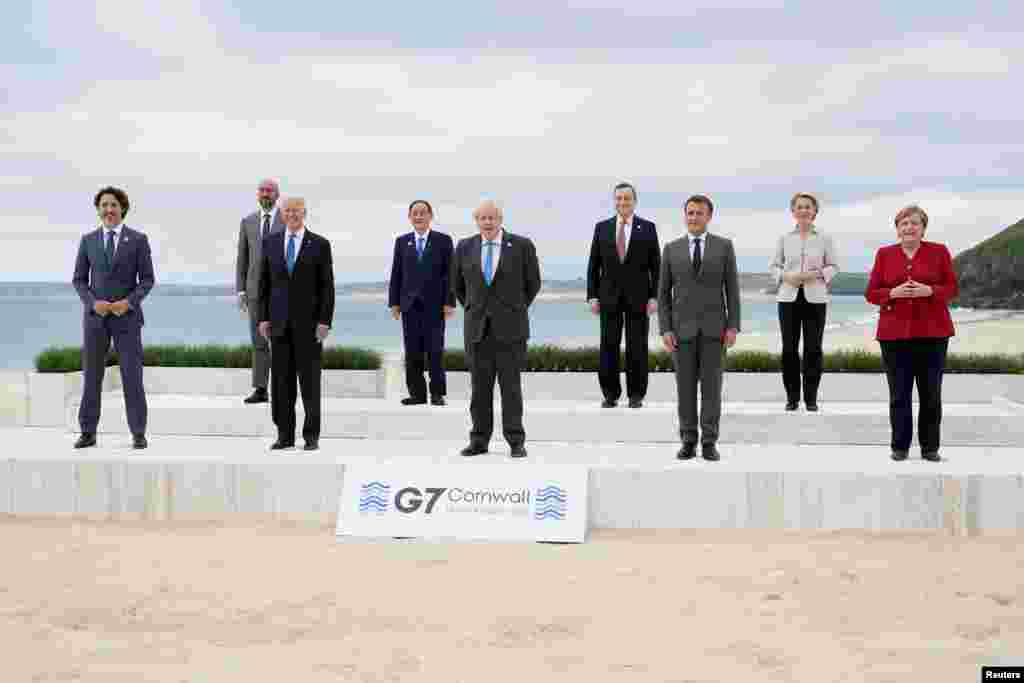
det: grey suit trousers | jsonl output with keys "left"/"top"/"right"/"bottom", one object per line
{"left": 247, "top": 300, "right": 270, "bottom": 389}
{"left": 673, "top": 333, "right": 724, "bottom": 445}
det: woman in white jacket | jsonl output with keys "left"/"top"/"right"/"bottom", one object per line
{"left": 769, "top": 193, "right": 840, "bottom": 411}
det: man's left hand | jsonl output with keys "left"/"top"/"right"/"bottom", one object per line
{"left": 646, "top": 299, "right": 658, "bottom": 315}
{"left": 316, "top": 324, "right": 330, "bottom": 342}
{"left": 109, "top": 300, "right": 131, "bottom": 316}
{"left": 443, "top": 306, "right": 456, "bottom": 320}
{"left": 723, "top": 328, "right": 738, "bottom": 348}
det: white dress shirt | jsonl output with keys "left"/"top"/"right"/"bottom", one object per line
{"left": 100, "top": 223, "right": 124, "bottom": 255}
{"left": 284, "top": 227, "right": 306, "bottom": 262}
{"left": 259, "top": 207, "right": 279, "bottom": 234}
{"left": 481, "top": 229, "right": 503, "bottom": 277}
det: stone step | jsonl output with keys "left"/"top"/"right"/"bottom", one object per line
{"left": 68, "top": 394, "right": 1024, "bottom": 446}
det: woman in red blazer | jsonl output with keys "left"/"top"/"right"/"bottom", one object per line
{"left": 865, "top": 205, "right": 959, "bottom": 462}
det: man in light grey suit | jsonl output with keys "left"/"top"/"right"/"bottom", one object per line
{"left": 658, "top": 194, "right": 741, "bottom": 462}
{"left": 236, "top": 178, "right": 285, "bottom": 404}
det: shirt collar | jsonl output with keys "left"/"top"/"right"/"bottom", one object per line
{"left": 413, "top": 227, "right": 431, "bottom": 240}
{"left": 617, "top": 214, "right": 634, "bottom": 228}
{"left": 100, "top": 223, "right": 123, "bottom": 235}
{"left": 687, "top": 230, "right": 706, "bottom": 241}
{"left": 286, "top": 226, "right": 305, "bottom": 240}
{"left": 260, "top": 206, "right": 277, "bottom": 219}
{"left": 482, "top": 229, "right": 503, "bottom": 245}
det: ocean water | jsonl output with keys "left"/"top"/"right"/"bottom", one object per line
{"left": 0, "top": 284, "right": 876, "bottom": 369}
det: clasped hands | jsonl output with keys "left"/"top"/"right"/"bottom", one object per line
{"left": 92, "top": 300, "right": 131, "bottom": 317}
{"left": 782, "top": 271, "right": 822, "bottom": 288}
{"left": 889, "top": 279, "right": 933, "bottom": 299}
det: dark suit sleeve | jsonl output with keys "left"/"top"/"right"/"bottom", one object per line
{"left": 72, "top": 236, "right": 95, "bottom": 308}
{"left": 657, "top": 244, "right": 672, "bottom": 335}
{"left": 258, "top": 240, "right": 272, "bottom": 323}
{"left": 452, "top": 240, "right": 467, "bottom": 308}
{"left": 723, "top": 238, "right": 741, "bottom": 332}
{"left": 127, "top": 234, "right": 155, "bottom": 310}
{"left": 523, "top": 238, "right": 541, "bottom": 307}
{"left": 387, "top": 237, "right": 402, "bottom": 309}
{"left": 586, "top": 223, "right": 601, "bottom": 301}
{"left": 441, "top": 235, "right": 456, "bottom": 308}
{"left": 648, "top": 221, "right": 661, "bottom": 301}
{"left": 317, "top": 237, "right": 335, "bottom": 327}
{"left": 236, "top": 219, "right": 248, "bottom": 294}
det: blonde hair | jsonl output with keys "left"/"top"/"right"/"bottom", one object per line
{"left": 789, "top": 192, "right": 819, "bottom": 215}
{"left": 894, "top": 205, "right": 928, "bottom": 229}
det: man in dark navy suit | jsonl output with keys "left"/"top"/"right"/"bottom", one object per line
{"left": 72, "top": 186, "right": 156, "bottom": 449}
{"left": 258, "top": 197, "right": 335, "bottom": 451}
{"left": 388, "top": 200, "right": 456, "bottom": 406}
{"left": 586, "top": 182, "right": 661, "bottom": 408}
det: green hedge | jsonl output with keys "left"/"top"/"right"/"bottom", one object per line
{"left": 35, "top": 344, "right": 382, "bottom": 373}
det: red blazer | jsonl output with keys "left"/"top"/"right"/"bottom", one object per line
{"left": 865, "top": 241, "right": 959, "bottom": 341}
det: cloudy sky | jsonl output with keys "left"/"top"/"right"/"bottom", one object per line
{"left": 4, "top": 1, "right": 1022, "bottom": 283}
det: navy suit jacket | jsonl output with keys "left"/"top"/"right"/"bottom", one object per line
{"left": 586, "top": 215, "right": 660, "bottom": 312}
{"left": 258, "top": 230, "right": 335, "bottom": 338}
{"left": 387, "top": 230, "right": 456, "bottom": 324}
{"left": 72, "top": 226, "right": 155, "bottom": 326}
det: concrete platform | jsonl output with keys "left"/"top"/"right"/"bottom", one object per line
{"left": 70, "top": 393, "right": 1024, "bottom": 446}
{"left": 3, "top": 428, "right": 1022, "bottom": 534}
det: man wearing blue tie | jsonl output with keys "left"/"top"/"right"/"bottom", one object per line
{"left": 257, "top": 197, "right": 335, "bottom": 451}
{"left": 388, "top": 200, "right": 456, "bottom": 405}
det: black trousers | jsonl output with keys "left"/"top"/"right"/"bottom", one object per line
{"left": 468, "top": 320, "right": 527, "bottom": 447}
{"left": 778, "top": 287, "right": 827, "bottom": 403}
{"left": 402, "top": 301, "right": 446, "bottom": 399}
{"left": 271, "top": 325, "right": 323, "bottom": 443}
{"left": 598, "top": 298, "right": 650, "bottom": 401}
{"left": 880, "top": 338, "right": 948, "bottom": 453}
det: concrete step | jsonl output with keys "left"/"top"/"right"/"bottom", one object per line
{"left": 69, "top": 394, "right": 1024, "bottom": 446}
{"left": 3, "top": 428, "right": 1022, "bottom": 533}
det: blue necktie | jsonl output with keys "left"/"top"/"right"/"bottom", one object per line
{"left": 483, "top": 241, "right": 495, "bottom": 285}
{"left": 104, "top": 230, "right": 116, "bottom": 269}
{"left": 286, "top": 233, "right": 297, "bottom": 274}
{"left": 416, "top": 236, "right": 425, "bottom": 262}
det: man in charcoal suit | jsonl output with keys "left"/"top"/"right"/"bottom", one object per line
{"left": 257, "top": 197, "right": 335, "bottom": 451}
{"left": 236, "top": 178, "right": 286, "bottom": 404}
{"left": 451, "top": 200, "right": 541, "bottom": 458}
{"left": 72, "top": 186, "right": 156, "bottom": 449}
{"left": 388, "top": 200, "right": 456, "bottom": 406}
{"left": 658, "top": 194, "right": 741, "bottom": 462}
{"left": 587, "top": 182, "right": 660, "bottom": 408}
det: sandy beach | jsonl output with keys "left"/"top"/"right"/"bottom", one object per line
{"left": 3, "top": 519, "right": 1021, "bottom": 682}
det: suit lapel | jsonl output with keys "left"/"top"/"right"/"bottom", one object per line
{"left": 490, "top": 232, "right": 512, "bottom": 285}
{"left": 466, "top": 235, "right": 486, "bottom": 288}
{"left": 624, "top": 218, "right": 642, "bottom": 262}
{"left": 111, "top": 227, "right": 133, "bottom": 269}
{"left": 291, "top": 232, "right": 312, "bottom": 276}
{"left": 697, "top": 233, "right": 715, "bottom": 280}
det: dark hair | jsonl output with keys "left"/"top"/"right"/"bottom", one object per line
{"left": 684, "top": 194, "right": 714, "bottom": 216}
{"left": 613, "top": 182, "right": 637, "bottom": 201}
{"left": 94, "top": 186, "right": 130, "bottom": 217}
{"left": 408, "top": 199, "right": 434, "bottom": 215}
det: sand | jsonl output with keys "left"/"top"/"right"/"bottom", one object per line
{"left": 2, "top": 519, "right": 1021, "bottom": 682}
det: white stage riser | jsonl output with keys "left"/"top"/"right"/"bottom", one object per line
{"left": 2, "top": 458, "right": 1021, "bottom": 534}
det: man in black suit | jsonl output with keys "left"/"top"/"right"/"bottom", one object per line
{"left": 388, "top": 200, "right": 456, "bottom": 406}
{"left": 586, "top": 182, "right": 661, "bottom": 408}
{"left": 72, "top": 186, "right": 155, "bottom": 449}
{"left": 451, "top": 200, "right": 541, "bottom": 458}
{"left": 258, "top": 197, "right": 335, "bottom": 451}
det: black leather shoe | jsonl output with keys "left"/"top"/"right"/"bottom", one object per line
{"left": 132, "top": 434, "right": 148, "bottom": 449}
{"left": 628, "top": 397, "right": 643, "bottom": 409}
{"left": 921, "top": 451, "right": 941, "bottom": 462}
{"left": 785, "top": 401, "right": 798, "bottom": 411}
{"left": 460, "top": 443, "right": 488, "bottom": 457}
{"left": 805, "top": 402, "right": 819, "bottom": 412}
{"left": 891, "top": 450, "right": 909, "bottom": 461}
{"left": 401, "top": 397, "right": 427, "bottom": 406}
{"left": 676, "top": 443, "right": 697, "bottom": 460}
{"left": 244, "top": 388, "right": 269, "bottom": 404}
{"left": 702, "top": 444, "right": 721, "bottom": 461}
{"left": 430, "top": 396, "right": 446, "bottom": 406}
{"left": 270, "top": 439, "right": 295, "bottom": 450}
{"left": 74, "top": 433, "right": 97, "bottom": 449}
{"left": 509, "top": 444, "right": 527, "bottom": 458}
{"left": 303, "top": 440, "right": 319, "bottom": 451}
{"left": 601, "top": 399, "right": 617, "bottom": 408}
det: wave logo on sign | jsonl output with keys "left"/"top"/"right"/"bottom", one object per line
{"left": 358, "top": 481, "right": 390, "bottom": 515}
{"left": 534, "top": 485, "right": 567, "bottom": 521}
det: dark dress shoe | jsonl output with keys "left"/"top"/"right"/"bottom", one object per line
{"left": 270, "top": 439, "right": 295, "bottom": 450}
{"left": 132, "top": 434, "right": 148, "bottom": 449}
{"left": 74, "top": 433, "right": 97, "bottom": 449}
{"left": 601, "top": 399, "right": 617, "bottom": 408}
{"left": 702, "top": 444, "right": 721, "bottom": 461}
{"left": 785, "top": 401, "right": 799, "bottom": 411}
{"left": 460, "top": 443, "right": 488, "bottom": 457}
{"left": 244, "top": 388, "right": 269, "bottom": 404}
{"left": 430, "top": 396, "right": 446, "bottom": 406}
{"left": 628, "top": 397, "right": 643, "bottom": 409}
{"left": 921, "top": 451, "right": 941, "bottom": 462}
{"left": 509, "top": 444, "right": 528, "bottom": 458}
{"left": 805, "top": 402, "right": 819, "bottom": 412}
{"left": 891, "top": 450, "right": 909, "bottom": 461}
{"left": 303, "top": 440, "right": 319, "bottom": 451}
{"left": 401, "top": 397, "right": 427, "bottom": 406}
{"left": 677, "top": 443, "right": 697, "bottom": 460}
